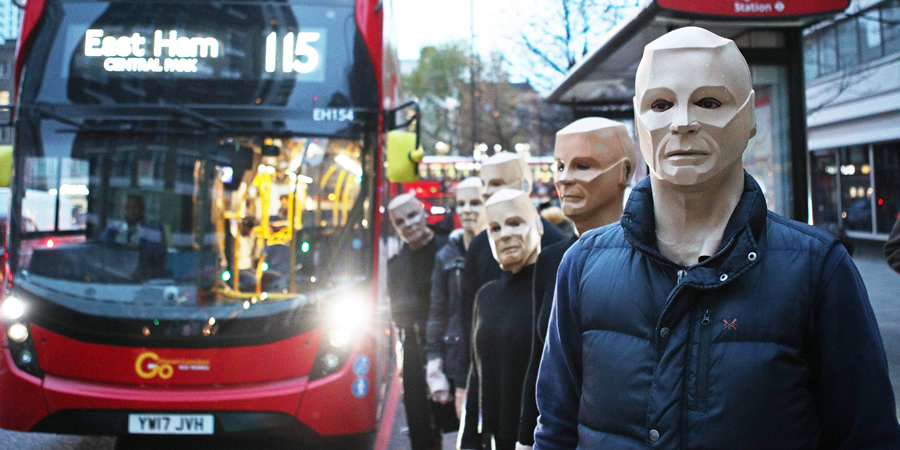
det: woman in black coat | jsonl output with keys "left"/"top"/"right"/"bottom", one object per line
{"left": 459, "top": 189, "right": 543, "bottom": 450}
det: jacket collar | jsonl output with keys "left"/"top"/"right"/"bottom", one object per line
{"left": 621, "top": 171, "right": 767, "bottom": 280}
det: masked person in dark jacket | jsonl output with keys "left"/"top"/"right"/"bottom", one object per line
{"left": 388, "top": 193, "right": 448, "bottom": 450}
{"left": 535, "top": 27, "right": 900, "bottom": 449}
{"left": 426, "top": 177, "right": 487, "bottom": 419}
{"left": 461, "top": 189, "right": 542, "bottom": 450}
{"left": 459, "top": 153, "right": 566, "bottom": 388}
{"left": 516, "top": 117, "right": 635, "bottom": 450}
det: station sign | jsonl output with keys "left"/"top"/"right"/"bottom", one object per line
{"left": 657, "top": 0, "right": 850, "bottom": 18}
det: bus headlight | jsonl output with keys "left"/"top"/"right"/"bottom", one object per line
{"left": 7, "top": 322, "right": 29, "bottom": 342}
{"left": 309, "top": 292, "right": 371, "bottom": 381}
{"left": 327, "top": 296, "right": 370, "bottom": 348}
{"left": 2, "top": 296, "right": 24, "bottom": 320}
{"left": 2, "top": 292, "right": 43, "bottom": 378}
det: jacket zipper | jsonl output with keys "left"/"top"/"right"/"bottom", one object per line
{"left": 697, "top": 308, "right": 712, "bottom": 410}
{"left": 450, "top": 264, "right": 463, "bottom": 345}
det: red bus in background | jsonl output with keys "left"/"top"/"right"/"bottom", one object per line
{"left": 400, "top": 180, "right": 459, "bottom": 228}
{"left": 1, "top": 0, "right": 403, "bottom": 445}
{"left": 409, "top": 154, "right": 559, "bottom": 225}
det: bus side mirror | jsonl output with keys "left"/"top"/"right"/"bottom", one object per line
{"left": 0, "top": 145, "right": 11, "bottom": 188}
{"left": 386, "top": 130, "right": 423, "bottom": 183}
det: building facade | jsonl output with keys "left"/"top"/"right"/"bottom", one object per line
{"left": 0, "top": 0, "right": 21, "bottom": 44}
{"left": 0, "top": 0, "right": 18, "bottom": 146}
{"left": 805, "top": 0, "right": 900, "bottom": 239}
{"left": 0, "top": 38, "right": 13, "bottom": 146}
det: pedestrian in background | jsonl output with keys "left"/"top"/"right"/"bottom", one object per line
{"left": 537, "top": 206, "right": 576, "bottom": 238}
{"left": 885, "top": 215, "right": 900, "bottom": 273}
{"left": 388, "top": 193, "right": 447, "bottom": 450}
{"left": 426, "top": 177, "right": 488, "bottom": 418}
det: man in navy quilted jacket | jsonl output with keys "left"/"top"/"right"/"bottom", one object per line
{"left": 534, "top": 26, "right": 900, "bottom": 449}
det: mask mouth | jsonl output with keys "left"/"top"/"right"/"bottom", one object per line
{"left": 666, "top": 149, "right": 710, "bottom": 157}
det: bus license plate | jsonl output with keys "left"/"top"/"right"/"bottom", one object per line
{"left": 128, "top": 414, "right": 214, "bottom": 435}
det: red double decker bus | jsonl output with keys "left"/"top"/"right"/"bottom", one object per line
{"left": 0, "top": 0, "right": 406, "bottom": 444}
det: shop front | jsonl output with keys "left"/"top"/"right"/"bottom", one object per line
{"left": 806, "top": 0, "right": 900, "bottom": 240}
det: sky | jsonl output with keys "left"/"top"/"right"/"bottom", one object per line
{"left": 390, "top": 0, "right": 520, "bottom": 61}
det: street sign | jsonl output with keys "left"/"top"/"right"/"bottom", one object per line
{"left": 657, "top": 0, "right": 849, "bottom": 18}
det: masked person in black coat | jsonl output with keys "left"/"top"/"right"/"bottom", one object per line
{"left": 459, "top": 153, "right": 566, "bottom": 388}
{"left": 388, "top": 193, "right": 452, "bottom": 450}
{"left": 460, "top": 189, "right": 543, "bottom": 450}
{"left": 425, "top": 177, "right": 487, "bottom": 419}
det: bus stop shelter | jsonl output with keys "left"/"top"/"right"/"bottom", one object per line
{"left": 545, "top": 0, "right": 850, "bottom": 222}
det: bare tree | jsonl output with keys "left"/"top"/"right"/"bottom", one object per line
{"left": 403, "top": 43, "right": 469, "bottom": 154}
{"left": 511, "top": 0, "right": 638, "bottom": 93}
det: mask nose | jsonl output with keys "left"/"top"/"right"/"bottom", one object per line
{"left": 556, "top": 167, "right": 574, "bottom": 186}
{"left": 668, "top": 121, "right": 701, "bottom": 135}
{"left": 669, "top": 104, "right": 700, "bottom": 135}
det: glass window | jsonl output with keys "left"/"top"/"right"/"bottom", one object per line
{"left": 22, "top": 157, "right": 60, "bottom": 232}
{"left": 882, "top": 0, "right": 900, "bottom": 55}
{"left": 818, "top": 28, "right": 838, "bottom": 77}
{"left": 839, "top": 146, "right": 873, "bottom": 232}
{"left": 874, "top": 142, "right": 900, "bottom": 234}
{"left": 745, "top": 66, "right": 792, "bottom": 217}
{"left": 811, "top": 151, "right": 839, "bottom": 228}
{"left": 858, "top": 9, "right": 884, "bottom": 62}
{"left": 804, "top": 35, "right": 819, "bottom": 80}
{"left": 837, "top": 18, "right": 860, "bottom": 70}
{"left": 58, "top": 158, "right": 90, "bottom": 231}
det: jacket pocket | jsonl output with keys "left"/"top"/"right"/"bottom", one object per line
{"left": 696, "top": 308, "right": 712, "bottom": 410}
{"left": 442, "top": 332, "right": 464, "bottom": 384}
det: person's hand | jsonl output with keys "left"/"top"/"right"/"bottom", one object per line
{"left": 455, "top": 387, "right": 467, "bottom": 418}
{"left": 515, "top": 443, "right": 533, "bottom": 450}
{"left": 426, "top": 358, "right": 451, "bottom": 404}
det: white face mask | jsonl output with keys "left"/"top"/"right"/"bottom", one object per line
{"left": 633, "top": 28, "right": 756, "bottom": 187}
{"left": 389, "top": 196, "right": 431, "bottom": 249}
{"left": 480, "top": 155, "right": 532, "bottom": 199}
{"left": 485, "top": 190, "right": 542, "bottom": 274}
{"left": 456, "top": 186, "right": 487, "bottom": 235}
{"left": 554, "top": 119, "right": 633, "bottom": 222}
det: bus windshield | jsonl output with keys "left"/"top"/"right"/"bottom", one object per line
{"left": 14, "top": 131, "right": 374, "bottom": 313}
{"left": 9, "top": 0, "right": 379, "bottom": 323}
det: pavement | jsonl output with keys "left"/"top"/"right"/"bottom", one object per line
{"left": 851, "top": 240, "right": 900, "bottom": 417}
{"left": 383, "top": 239, "right": 900, "bottom": 449}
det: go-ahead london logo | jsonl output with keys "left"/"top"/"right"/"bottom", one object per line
{"left": 135, "top": 351, "right": 210, "bottom": 379}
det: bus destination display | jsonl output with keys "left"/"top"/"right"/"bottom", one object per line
{"left": 79, "top": 27, "right": 327, "bottom": 80}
